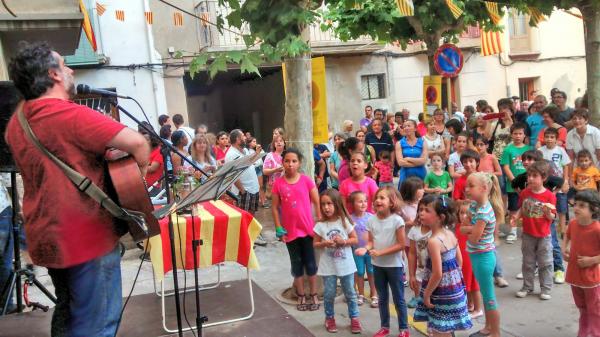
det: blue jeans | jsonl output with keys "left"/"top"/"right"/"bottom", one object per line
{"left": 0, "top": 207, "right": 13, "bottom": 312}
{"left": 551, "top": 220, "right": 565, "bottom": 272}
{"left": 48, "top": 245, "right": 122, "bottom": 337}
{"left": 323, "top": 274, "right": 359, "bottom": 319}
{"left": 373, "top": 266, "right": 408, "bottom": 330}
{"left": 493, "top": 249, "right": 503, "bottom": 277}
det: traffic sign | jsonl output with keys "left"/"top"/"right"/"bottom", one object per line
{"left": 434, "top": 44, "right": 464, "bottom": 78}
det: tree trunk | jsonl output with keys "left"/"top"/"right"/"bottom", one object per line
{"left": 283, "top": 55, "right": 314, "bottom": 176}
{"left": 580, "top": 2, "right": 600, "bottom": 126}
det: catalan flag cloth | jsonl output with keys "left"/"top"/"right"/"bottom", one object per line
{"left": 115, "top": 9, "right": 125, "bottom": 21}
{"left": 445, "top": 0, "right": 463, "bottom": 19}
{"left": 484, "top": 1, "right": 501, "bottom": 25}
{"left": 148, "top": 200, "right": 262, "bottom": 281}
{"left": 79, "top": 0, "right": 97, "bottom": 51}
{"left": 145, "top": 11, "right": 153, "bottom": 25}
{"left": 173, "top": 12, "right": 184, "bottom": 26}
{"left": 96, "top": 2, "right": 106, "bottom": 16}
{"left": 395, "top": 0, "right": 414, "bottom": 17}
{"left": 528, "top": 7, "right": 546, "bottom": 25}
{"left": 480, "top": 29, "right": 503, "bottom": 56}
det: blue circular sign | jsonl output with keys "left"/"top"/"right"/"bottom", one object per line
{"left": 434, "top": 44, "right": 464, "bottom": 78}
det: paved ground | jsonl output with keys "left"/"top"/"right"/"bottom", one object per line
{"left": 21, "top": 206, "right": 578, "bottom": 337}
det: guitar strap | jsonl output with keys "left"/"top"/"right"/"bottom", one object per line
{"left": 15, "top": 104, "right": 131, "bottom": 222}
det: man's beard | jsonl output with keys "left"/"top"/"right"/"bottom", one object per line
{"left": 63, "top": 73, "right": 75, "bottom": 98}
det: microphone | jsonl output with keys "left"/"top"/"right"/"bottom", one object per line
{"left": 76, "top": 84, "right": 131, "bottom": 99}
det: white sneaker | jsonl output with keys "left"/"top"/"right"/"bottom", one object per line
{"left": 516, "top": 289, "right": 531, "bottom": 298}
{"left": 516, "top": 272, "right": 523, "bottom": 280}
{"left": 505, "top": 232, "right": 517, "bottom": 243}
{"left": 540, "top": 292, "right": 552, "bottom": 300}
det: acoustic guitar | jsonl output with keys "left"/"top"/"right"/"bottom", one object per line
{"left": 105, "top": 149, "right": 160, "bottom": 242}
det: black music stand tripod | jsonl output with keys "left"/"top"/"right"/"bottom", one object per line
{"left": 0, "top": 168, "right": 57, "bottom": 315}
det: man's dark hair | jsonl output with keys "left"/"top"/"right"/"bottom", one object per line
{"left": 463, "top": 105, "right": 475, "bottom": 115}
{"left": 172, "top": 113, "right": 184, "bottom": 126}
{"left": 158, "top": 114, "right": 170, "bottom": 126}
{"left": 511, "top": 96, "right": 520, "bottom": 101}
{"left": 476, "top": 99, "right": 488, "bottom": 110}
{"left": 554, "top": 90, "right": 567, "bottom": 100}
{"left": 460, "top": 149, "right": 480, "bottom": 165}
{"left": 8, "top": 42, "right": 59, "bottom": 100}
{"left": 229, "top": 129, "right": 244, "bottom": 145}
{"left": 160, "top": 124, "right": 172, "bottom": 139}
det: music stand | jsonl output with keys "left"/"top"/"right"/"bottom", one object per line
{"left": 153, "top": 152, "right": 264, "bottom": 336}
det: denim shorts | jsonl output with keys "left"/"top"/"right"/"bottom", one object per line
{"left": 556, "top": 193, "right": 568, "bottom": 214}
{"left": 353, "top": 251, "right": 374, "bottom": 276}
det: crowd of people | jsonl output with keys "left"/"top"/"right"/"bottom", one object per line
{"left": 146, "top": 89, "right": 599, "bottom": 337}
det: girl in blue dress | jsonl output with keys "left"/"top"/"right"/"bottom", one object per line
{"left": 414, "top": 194, "right": 472, "bottom": 336}
{"left": 395, "top": 120, "right": 428, "bottom": 186}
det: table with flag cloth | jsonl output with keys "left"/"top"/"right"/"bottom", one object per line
{"left": 148, "top": 200, "right": 262, "bottom": 281}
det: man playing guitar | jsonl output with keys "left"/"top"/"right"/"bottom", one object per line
{"left": 5, "top": 42, "right": 150, "bottom": 336}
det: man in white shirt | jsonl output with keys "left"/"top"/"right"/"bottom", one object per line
{"left": 566, "top": 109, "right": 600, "bottom": 167}
{"left": 172, "top": 113, "right": 195, "bottom": 153}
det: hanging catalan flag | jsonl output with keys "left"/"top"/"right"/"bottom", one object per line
{"left": 148, "top": 200, "right": 262, "bottom": 281}
{"left": 445, "top": 0, "right": 463, "bottom": 19}
{"left": 96, "top": 2, "right": 106, "bottom": 16}
{"left": 145, "top": 11, "right": 153, "bottom": 25}
{"left": 480, "top": 29, "right": 503, "bottom": 56}
{"left": 528, "top": 7, "right": 546, "bottom": 26}
{"left": 79, "top": 0, "right": 97, "bottom": 51}
{"left": 395, "top": 0, "right": 414, "bottom": 17}
{"left": 484, "top": 1, "right": 501, "bottom": 25}
{"left": 173, "top": 12, "right": 184, "bottom": 26}
{"left": 115, "top": 9, "right": 125, "bottom": 21}
{"left": 200, "top": 12, "right": 210, "bottom": 27}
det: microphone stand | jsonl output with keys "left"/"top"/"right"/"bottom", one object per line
{"left": 114, "top": 103, "right": 216, "bottom": 336}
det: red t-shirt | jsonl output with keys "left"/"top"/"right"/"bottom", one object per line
{"left": 339, "top": 177, "right": 379, "bottom": 213}
{"left": 374, "top": 160, "right": 393, "bottom": 183}
{"left": 145, "top": 147, "right": 164, "bottom": 187}
{"left": 213, "top": 145, "right": 229, "bottom": 161}
{"left": 452, "top": 174, "right": 467, "bottom": 200}
{"left": 565, "top": 220, "right": 600, "bottom": 287}
{"left": 6, "top": 98, "right": 125, "bottom": 268}
{"left": 518, "top": 188, "right": 557, "bottom": 237}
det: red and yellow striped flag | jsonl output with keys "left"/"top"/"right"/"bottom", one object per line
{"left": 484, "top": 1, "right": 501, "bottom": 25}
{"left": 200, "top": 12, "right": 210, "bottom": 27}
{"left": 395, "top": 0, "right": 414, "bottom": 17}
{"left": 148, "top": 200, "right": 262, "bottom": 281}
{"left": 115, "top": 9, "right": 125, "bottom": 21}
{"left": 96, "top": 2, "right": 106, "bottom": 16}
{"left": 480, "top": 29, "right": 503, "bottom": 56}
{"left": 173, "top": 12, "right": 184, "bottom": 26}
{"left": 445, "top": 0, "right": 463, "bottom": 19}
{"left": 145, "top": 11, "right": 153, "bottom": 25}
{"left": 79, "top": 0, "right": 97, "bottom": 51}
{"left": 528, "top": 7, "right": 546, "bottom": 25}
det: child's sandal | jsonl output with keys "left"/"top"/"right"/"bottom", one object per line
{"left": 357, "top": 295, "right": 364, "bottom": 306}
{"left": 309, "top": 293, "right": 320, "bottom": 311}
{"left": 370, "top": 296, "right": 379, "bottom": 308}
{"left": 296, "top": 294, "right": 308, "bottom": 311}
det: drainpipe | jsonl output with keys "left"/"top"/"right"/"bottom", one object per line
{"left": 143, "top": 0, "right": 163, "bottom": 127}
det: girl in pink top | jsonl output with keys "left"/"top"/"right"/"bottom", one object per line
{"left": 339, "top": 152, "right": 379, "bottom": 214}
{"left": 263, "top": 135, "right": 286, "bottom": 186}
{"left": 474, "top": 136, "right": 502, "bottom": 178}
{"left": 271, "top": 148, "right": 321, "bottom": 311}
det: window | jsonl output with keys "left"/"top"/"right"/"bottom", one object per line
{"left": 360, "top": 74, "right": 385, "bottom": 100}
{"left": 518, "top": 78, "right": 536, "bottom": 102}
{"left": 507, "top": 11, "right": 528, "bottom": 37}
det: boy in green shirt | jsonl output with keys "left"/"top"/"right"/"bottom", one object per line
{"left": 500, "top": 122, "right": 531, "bottom": 243}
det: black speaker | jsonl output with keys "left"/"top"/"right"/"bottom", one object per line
{"left": 0, "top": 81, "right": 23, "bottom": 171}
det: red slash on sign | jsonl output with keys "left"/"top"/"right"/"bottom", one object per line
{"left": 426, "top": 86, "right": 437, "bottom": 104}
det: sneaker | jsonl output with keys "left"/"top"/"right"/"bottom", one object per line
{"left": 516, "top": 272, "right": 524, "bottom": 280}
{"left": 470, "top": 310, "right": 484, "bottom": 319}
{"left": 495, "top": 276, "right": 509, "bottom": 288}
{"left": 554, "top": 270, "right": 565, "bottom": 284}
{"left": 505, "top": 232, "right": 517, "bottom": 243}
{"left": 498, "top": 231, "right": 508, "bottom": 238}
{"left": 373, "top": 327, "right": 390, "bottom": 337}
{"left": 407, "top": 296, "right": 419, "bottom": 308}
{"left": 516, "top": 289, "right": 532, "bottom": 298}
{"left": 398, "top": 330, "right": 410, "bottom": 337}
{"left": 540, "top": 292, "right": 552, "bottom": 300}
{"left": 254, "top": 234, "right": 267, "bottom": 247}
{"left": 325, "top": 317, "right": 338, "bottom": 333}
{"left": 350, "top": 317, "right": 362, "bottom": 334}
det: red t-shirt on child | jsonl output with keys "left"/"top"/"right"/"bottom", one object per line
{"left": 452, "top": 174, "right": 467, "bottom": 200}
{"left": 565, "top": 220, "right": 600, "bottom": 288}
{"left": 518, "top": 187, "right": 557, "bottom": 237}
